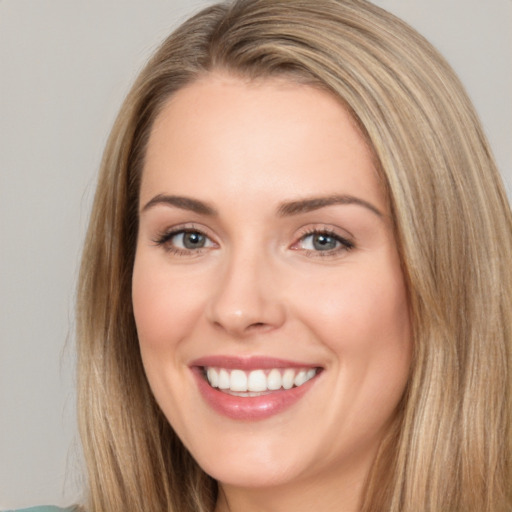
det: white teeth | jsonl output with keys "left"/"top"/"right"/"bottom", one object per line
{"left": 204, "top": 366, "right": 318, "bottom": 394}
{"left": 267, "top": 368, "right": 282, "bottom": 390}
{"left": 230, "top": 369, "right": 248, "bottom": 392}
{"left": 206, "top": 367, "right": 218, "bottom": 388}
{"left": 282, "top": 369, "right": 295, "bottom": 389}
{"left": 247, "top": 369, "right": 267, "bottom": 392}
{"left": 294, "top": 370, "right": 307, "bottom": 387}
{"left": 218, "top": 369, "right": 230, "bottom": 390}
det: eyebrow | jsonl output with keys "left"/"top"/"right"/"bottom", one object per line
{"left": 141, "top": 193, "right": 383, "bottom": 218}
{"left": 141, "top": 194, "right": 218, "bottom": 216}
{"left": 277, "top": 194, "right": 383, "bottom": 217}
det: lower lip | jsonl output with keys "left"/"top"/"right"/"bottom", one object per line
{"left": 192, "top": 368, "right": 319, "bottom": 421}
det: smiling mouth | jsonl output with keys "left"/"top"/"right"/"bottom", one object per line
{"left": 202, "top": 367, "right": 321, "bottom": 396}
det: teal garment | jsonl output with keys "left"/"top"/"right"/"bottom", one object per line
{"left": 6, "top": 507, "right": 76, "bottom": 512}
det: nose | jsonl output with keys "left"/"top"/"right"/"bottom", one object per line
{"left": 206, "top": 248, "right": 286, "bottom": 338}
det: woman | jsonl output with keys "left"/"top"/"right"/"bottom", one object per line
{"left": 20, "top": 0, "right": 512, "bottom": 511}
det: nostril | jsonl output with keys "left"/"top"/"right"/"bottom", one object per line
{"left": 249, "top": 322, "right": 266, "bottom": 328}
{"left": 246, "top": 322, "right": 273, "bottom": 333}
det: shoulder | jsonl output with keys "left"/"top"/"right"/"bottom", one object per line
{"left": 4, "top": 507, "right": 78, "bottom": 512}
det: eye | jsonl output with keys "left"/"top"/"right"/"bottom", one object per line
{"left": 293, "top": 228, "right": 354, "bottom": 256}
{"left": 172, "top": 230, "right": 210, "bottom": 249}
{"left": 301, "top": 232, "right": 340, "bottom": 251}
{"left": 153, "top": 227, "right": 216, "bottom": 255}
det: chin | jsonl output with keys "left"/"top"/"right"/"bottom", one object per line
{"left": 201, "top": 456, "right": 302, "bottom": 489}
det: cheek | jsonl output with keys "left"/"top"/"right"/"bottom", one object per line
{"left": 131, "top": 255, "right": 208, "bottom": 352}
{"left": 290, "top": 259, "right": 412, "bottom": 416}
{"left": 293, "top": 265, "right": 410, "bottom": 349}
{"left": 297, "top": 264, "right": 411, "bottom": 434}
{"left": 131, "top": 255, "right": 211, "bottom": 429}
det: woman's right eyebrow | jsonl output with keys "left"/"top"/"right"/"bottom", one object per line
{"left": 141, "top": 194, "right": 218, "bottom": 216}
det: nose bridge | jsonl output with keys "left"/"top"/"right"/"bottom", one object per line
{"left": 206, "top": 238, "right": 285, "bottom": 336}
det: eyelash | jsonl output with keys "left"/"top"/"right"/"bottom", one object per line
{"left": 152, "top": 225, "right": 214, "bottom": 257}
{"left": 152, "top": 226, "right": 355, "bottom": 258}
{"left": 293, "top": 228, "right": 355, "bottom": 258}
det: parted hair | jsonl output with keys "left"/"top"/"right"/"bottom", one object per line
{"left": 76, "top": 1, "right": 512, "bottom": 510}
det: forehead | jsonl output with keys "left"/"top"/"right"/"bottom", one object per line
{"left": 140, "top": 73, "right": 385, "bottom": 214}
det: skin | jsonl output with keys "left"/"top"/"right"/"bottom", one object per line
{"left": 132, "top": 74, "right": 412, "bottom": 512}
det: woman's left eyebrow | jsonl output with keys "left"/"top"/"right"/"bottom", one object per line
{"left": 276, "top": 194, "right": 383, "bottom": 217}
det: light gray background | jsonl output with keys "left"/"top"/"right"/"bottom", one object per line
{"left": 1, "top": 0, "right": 511, "bottom": 508}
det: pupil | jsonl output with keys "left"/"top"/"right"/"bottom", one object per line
{"left": 183, "top": 232, "right": 205, "bottom": 249}
{"left": 313, "top": 234, "right": 336, "bottom": 251}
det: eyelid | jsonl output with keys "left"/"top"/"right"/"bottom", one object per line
{"left": 291, "top": 225, "right": 355, "bottom": 256}
{"left": 152, "top": 223, "right": 218, "bottom": 255}
{"left": 295, "top": 223, "right": 355, "bottom": 240}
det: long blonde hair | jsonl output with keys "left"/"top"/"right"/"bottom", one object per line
{"left": 77, "top": 1, "right": 512, "bottom": 510}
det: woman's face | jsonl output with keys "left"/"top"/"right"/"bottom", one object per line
{"left": 133, "top": 74, "right": 411, "bottom": 502}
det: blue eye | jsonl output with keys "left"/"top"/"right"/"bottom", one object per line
{"left": 172, "top": 231, "right": 209, "bottom": 249}
{"left": 297, "top": 230, "right": 354, "bottom": 255}
{"left": 302, "top": 233, "right": 340, "bottom": 251}
{"left": 154, "top": 228, "right": 215, "bottom": 255}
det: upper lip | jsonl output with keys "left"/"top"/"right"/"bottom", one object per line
{"left": 190, "top": 355, "right": 321, "bottom": 370}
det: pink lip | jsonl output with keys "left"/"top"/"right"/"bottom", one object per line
{"left": 190, "top": 356, "right": 321, "bottom": 421}
{"left": 191, "top": 355, "right": 317, "bottom": 370}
